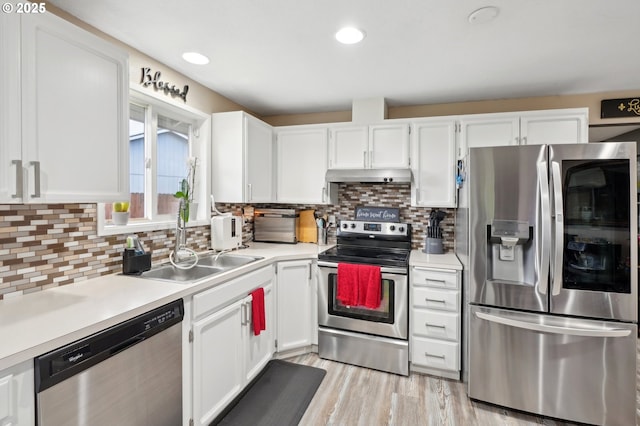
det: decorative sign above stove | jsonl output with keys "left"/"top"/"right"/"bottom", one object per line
{"left": 355, "top": 206, "right": 400, "bottom": 222}
{"left": 601, "top": 97, "right": 640, "bottom": 118}
{"left": 140, "top": 67, "right": 189, "bottom": 102}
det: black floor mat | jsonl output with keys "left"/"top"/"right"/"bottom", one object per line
{"left": 214, "top": 359, "right": 326, "bottom": 426}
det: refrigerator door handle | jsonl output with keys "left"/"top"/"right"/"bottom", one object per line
{"left": 537, "top": 161, "right": 551, "bottom": 295}
{"left": 475, "top": 311, "right": 631, "bottom": 337}
{"left": 550, "top": 161, "right": 563, "bottom": 296}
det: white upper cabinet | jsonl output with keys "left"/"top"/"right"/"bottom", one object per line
{"left": 458, "top": 108, "right": 588, "bottom": 158}
{"left": 275, "top": 126, "right": 335, "bottom": 204}
{"left": 411, "top": 119, "right": 457, "bottom": 208}
{"left": 211, "top": 111, "right": 274, "bottom": 203}
{"left": 328, "top": 126, "right": 368, "bottom": 169}
{"left": 328, "top": 122, "right": 410, "bottom": 169}
{"left": 519, "top": 109, "right": 588, "bottom": 145}
{"left": 458, "top": 114, "right": 520, "bottom": 157}
{"left": 369, "top": 123, "right": 411, "bottom": 168}
{"left": 1, "top": 7, "right": 129, "bottom": 203}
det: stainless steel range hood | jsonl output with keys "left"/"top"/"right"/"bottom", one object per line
{"left": 325, "top": 168, "right": 413, "bottom": 183}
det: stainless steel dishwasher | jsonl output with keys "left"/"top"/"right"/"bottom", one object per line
{"left": 34, "top": 299, "right": 184, "bottom": 426}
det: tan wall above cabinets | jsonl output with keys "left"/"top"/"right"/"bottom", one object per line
{"left": 263, "top": 90, "right": 640, "bottom": 127}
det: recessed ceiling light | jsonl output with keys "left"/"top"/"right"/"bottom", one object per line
{"left": 335, "top": 27, "right": 365, "bottom": 44}
{"left": 182, "top": 52, "right": 210, "bottom": 65}
{"left": 468, "top": 6, "right": 500, "bottom": 24}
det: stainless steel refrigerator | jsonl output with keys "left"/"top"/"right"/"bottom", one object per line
{"left": 467, "top": 142, "right": 637, "bottom": 426}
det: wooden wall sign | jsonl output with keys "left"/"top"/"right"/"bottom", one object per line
{"left": 140, "top": 67, "right": 189, "bottom": 102}
{"left": 601, "top": 97, "right": 640, "bottom": 119}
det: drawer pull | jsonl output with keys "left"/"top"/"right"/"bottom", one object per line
{"left": 425, "top": 298, "right": 446, "bottom": 304}
{"left": 425, "top": 352, "right": 446, "bottom": 359}
{"left": 425, "top": 323, "right": 446, "bottom": 329}
{"left": 425, "top": 278, "right": 446, "bottom": 285}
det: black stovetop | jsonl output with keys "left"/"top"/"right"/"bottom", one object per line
{"left": 318, "top": 245, "right": 410, "bottom": 268}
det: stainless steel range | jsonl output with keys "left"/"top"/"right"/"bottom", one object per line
{"left": 317, "top": 219, "right": 411, "bottom": 376}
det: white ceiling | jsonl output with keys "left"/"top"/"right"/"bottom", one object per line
{"left": 47, "top": 0, "right": 640, "bottom": 117}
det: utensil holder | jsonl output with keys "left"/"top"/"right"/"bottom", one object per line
{"left": 317, "top": 228, "right": 328, "bottom": 246}
{"left": 122, "top": 249, "right": 152, "bottom": 275}
{"left": 423, "top": 237, "right": 444, "bottom": 254}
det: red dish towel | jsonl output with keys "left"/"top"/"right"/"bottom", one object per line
{"left": 337, "top": 263, "right": 382, "bottom": 309}
{"left": 250, "top": 288, "right": 266, "bottom": 336}
{"left": 337, "top": 263, "right": 359, "bottom": 306}
{"left": 358, "top": 264, "right": 382, "bottom": 309}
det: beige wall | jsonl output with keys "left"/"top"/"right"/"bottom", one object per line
{"left": 46, "top": 3, "right": 640, "bottom": 127}
{"left": 263, "top": 90, "right": 640, "bottom": 127}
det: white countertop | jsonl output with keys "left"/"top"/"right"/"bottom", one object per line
{"left": 410, "top": 250, "right": 462, "bottom": 270}
{"left": 0, "top": 242, "right": 324, "bottom": 371}
{"left": 0, "top": 242, "right": 461, "bottom": 371}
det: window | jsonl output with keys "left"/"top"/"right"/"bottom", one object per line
{"left": 98, "top": 89, "right": 209, "bottom": 236}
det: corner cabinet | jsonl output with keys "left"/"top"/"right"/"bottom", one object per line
{"left": 0, "top": 5, "right": 129, "bottom": 203}
{"left": 275, "top": 126, "right": 336, "bottom": 204}
{"left": 410, "top": 266, "right": 462, "bottom": 380}
{"left": 211, "top": 111, "right": 274, "bottom": 203}
{"left": 328, "top": 123, "right": 410, "bottom": 169}
{"left": 411, "top": 118, "right": 457, "bottom": 207}
{"left": 276, "top": 260, "right": 316, "bottom": 354}
{"left": 189, "top": 266, "right": 275, "bottom": 426}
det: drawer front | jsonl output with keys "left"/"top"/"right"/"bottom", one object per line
{"left": 193, "top": 266, "right": 274, "bottom": 319}
{"left": 411, "top": 337, "right": 460, "bottom": 371}
{"left": 411, "top": 267, "right": 458, "bottom": 290}
{"left": 412, "top": 287, "right": 459, "bottom": 312}
{"left": 412, "top": 310, "right": 459, "bottom": 341}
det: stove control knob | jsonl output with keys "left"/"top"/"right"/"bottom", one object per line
{"left": 350, "top": 223, "right": 356, "bottom": 229}
{"left": 398, "top": 226, "right": 405, "bottom": 233}
{"left": 389, "top": 225, "right": 396, "bottom": 231}
{"left": 342, "top": 223, "right": 348, "bottom": 229}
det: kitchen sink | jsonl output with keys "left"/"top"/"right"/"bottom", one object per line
{"left": 137, "top": 253, "right": 263, "bottom": 284}
{"left": 139, "top": 264, "right": 225, "bottom": 283}
{"left": 196, "top": 253, "right": 263, "bottom": 268}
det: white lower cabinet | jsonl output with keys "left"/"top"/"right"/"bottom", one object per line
{"left": 410, "top": 266, "right": 462, "bottom": 380}
{"left": 190, "top": 266, "right": 274, "bottom": 426}
{"left": 276, "top": 260, "right": 316, "bottom": 353}
{"left": 0, "top": 360, "right": 34, "bottom": 426}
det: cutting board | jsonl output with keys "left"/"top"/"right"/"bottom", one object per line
{"left": 298, "top": 210, "right": 317, "bottom": 243}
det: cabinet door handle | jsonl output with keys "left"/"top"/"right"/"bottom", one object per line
{"left": 415, "top": 188, "right": 420, "bottom": 204}
{"left": 321, "top": 187, "right": 326, "bottom": 203}
{"left": 363, "top": 151, "right": 367, "bottom": 167}
{"left": 425, "top": 298, "right": 446, "bottom": 304}
{"left": 30, "top": 161, "right": 41, "bottom": 198}
{"left": 425, "top": 352, "right": 446, "bottom": 359}
{"left": 247, "top": 183, "right": 252, "bottom": 202}
{"left": 12, "top": 160, "right": 22, "bottom": 198}
{"left": 425, "top": 323, "right": 446, "bottom": 329}
{"left": 369, "top": 150, "right": 373, "bottom": 166}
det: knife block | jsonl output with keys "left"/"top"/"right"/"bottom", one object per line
{"left": 423, "top": 237, "right": 444, "bottom": 254}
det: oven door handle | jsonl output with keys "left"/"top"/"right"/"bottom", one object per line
{"left": 317, "top": 260, "right": 407, "bottom": 275}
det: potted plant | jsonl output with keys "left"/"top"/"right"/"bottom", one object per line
{"left": 174, "top": 157, "right": 198, "bottom": 222}
{"left": 112, "top": 201, "right": 130, "bottom": 225}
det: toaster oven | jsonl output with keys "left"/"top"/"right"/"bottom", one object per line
{"left": 253, "top": 208, "right": 298, "bottom": 243}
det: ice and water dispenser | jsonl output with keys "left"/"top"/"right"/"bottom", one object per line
{"left": 487, "top": 219, "right": 533, "bottom": 283}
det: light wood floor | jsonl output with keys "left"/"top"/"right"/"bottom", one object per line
{"left": 286, "top": 344, "right": 640, "bottom": 426}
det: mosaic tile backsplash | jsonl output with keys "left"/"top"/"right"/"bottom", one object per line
{"left": 0, "top": 183, "right": 454, "bottom": 299}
